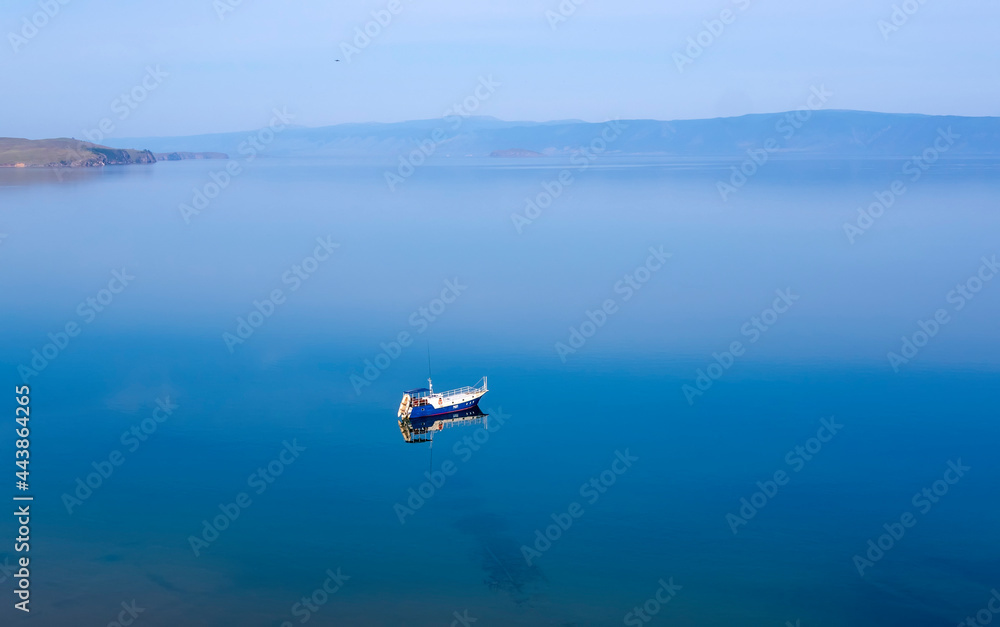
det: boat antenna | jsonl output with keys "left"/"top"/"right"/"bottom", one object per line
{"left": 426, "top": 342, "right": 433, "bottom": 393}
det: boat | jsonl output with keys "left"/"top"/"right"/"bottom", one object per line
{"left": 397, "top": 376, "right": 488, "bottom": 420}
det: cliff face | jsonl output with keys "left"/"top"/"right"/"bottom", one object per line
{"left": 0, "top": 138, "right": 157, "bottom": 168}
{"left": 77, "top": 147, "right": 157, "bottom": 167}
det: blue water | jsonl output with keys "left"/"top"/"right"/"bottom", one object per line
{"left": 1, "top": 157, "right": 998, "bottom": 626}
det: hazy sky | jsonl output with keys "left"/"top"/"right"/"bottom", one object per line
{"left": 2, "top": 0, "right": 998, "bottom": 138}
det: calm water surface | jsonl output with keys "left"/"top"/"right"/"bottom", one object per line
{"left": 1, "top": 157, "right": 998, "bottom": 626}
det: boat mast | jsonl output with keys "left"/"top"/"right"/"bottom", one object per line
{"left": 426, "top": 343, "right": 433, "bottom": 393}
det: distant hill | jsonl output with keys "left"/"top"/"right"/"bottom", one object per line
{"left": 0, "top": 138, "right": 156, "bottom": 167}
{"left": 0, "top": 138, "right": 229, "bottom": 168}
{"left": 118, "top": 111, "right": 1000, "bottom": 160}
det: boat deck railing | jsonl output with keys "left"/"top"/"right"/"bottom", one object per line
{"left": 436, "top": 377, "right": 487, "bottom": 398}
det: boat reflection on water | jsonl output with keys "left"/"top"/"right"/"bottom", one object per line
{"left": 398, "top": 407, "right": 488, "bottom": 444}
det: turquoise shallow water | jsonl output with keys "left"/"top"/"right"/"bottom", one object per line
{"left": 1, "top": 157, "right": 998, "bottom": 625}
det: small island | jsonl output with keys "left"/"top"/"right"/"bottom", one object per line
{"left": 0, "top": 138, "right": 227, "bottom": 168}
{"left": 154, "top": 151, "right": 229, "bottom": 161}
{"left": 490, "top": 148, "right": 546, "bottom": 158}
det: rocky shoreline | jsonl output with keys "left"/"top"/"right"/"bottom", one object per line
{"left": 0, "top": 138, "right": 227, "bottom": 168}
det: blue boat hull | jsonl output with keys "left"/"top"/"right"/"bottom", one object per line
{"left": 409, "top": 396, "right": 482, "bottom": 419}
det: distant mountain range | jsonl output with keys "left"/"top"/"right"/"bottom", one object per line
{"left": 116, "top": 111, "right": 1000, "bottom": 160}
{"left": 6, "top": 111, "right": 998, "bottom": 168}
